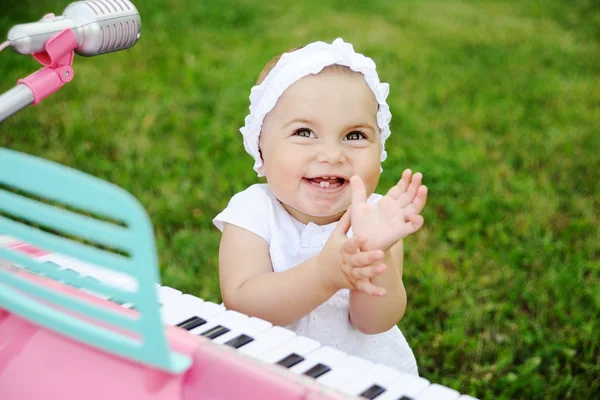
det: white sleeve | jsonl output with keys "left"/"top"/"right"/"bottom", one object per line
{"left": 213, "top": 185, "right": 271, "bottom": 243}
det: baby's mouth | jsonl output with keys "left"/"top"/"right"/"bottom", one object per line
{"left": 305, "top": 176, "right": 347, "bottom": 190}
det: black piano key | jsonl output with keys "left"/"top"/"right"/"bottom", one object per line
{"left": 360, "top": 384, "right": 386, "bottom": 399}
{"left": 303, "top": 363, "right": 331, "bottom": 379}
{"left": 225, "top": 334, "right": 254, "bottom": 349}
{"left": 176, "top": 316, "right": 207, "bottom": 331}
{"left": 276, "top": 353, "right": 305, "bottom": 369}
{"left": 200, "top": 325, "right": 230, "bottom": 339}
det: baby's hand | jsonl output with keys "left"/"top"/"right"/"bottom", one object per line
{"left": 318, "top": 209, "right": 388, "bottom": 297}
{"left": 340, "top": 234, "right": 388, "bottom": 297}
{"left": 351, "top": 169, "right": 428, "bottom": 252}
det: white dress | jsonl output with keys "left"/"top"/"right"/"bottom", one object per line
{"left": 213, "top": 184, "right": 418, "bottom": 374}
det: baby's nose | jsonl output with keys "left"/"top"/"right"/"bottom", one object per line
{"left": 316, "top": 144, "right": 346, "bottom": 164}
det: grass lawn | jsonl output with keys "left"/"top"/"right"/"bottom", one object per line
{"left": 1, "top": 0, "right": 598, "bottom": 398}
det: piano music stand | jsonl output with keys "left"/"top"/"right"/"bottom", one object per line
{"left": 0, "top": 147, "right": 192, "bottom": 374}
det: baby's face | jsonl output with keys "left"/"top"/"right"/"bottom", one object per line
{"left": 258, "top": 70, "right": 381, "bottom": 225}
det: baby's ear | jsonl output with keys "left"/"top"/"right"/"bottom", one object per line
{"left": 257, "top": 149, "right": 265, "bottom": 175}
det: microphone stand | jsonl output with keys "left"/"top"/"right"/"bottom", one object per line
{"left": 0, "top": 28, "right": 77, "bottom": 122}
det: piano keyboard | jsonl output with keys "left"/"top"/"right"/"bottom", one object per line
{"left": 1, "top": 239, "right": 478, "bottom": 400}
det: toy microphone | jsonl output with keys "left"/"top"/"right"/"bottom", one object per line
{"left": 0, "top": 1, "right": 141, "bottom": 122}
{"left": 7, "top": 0, "right": 141, "bottom": 56}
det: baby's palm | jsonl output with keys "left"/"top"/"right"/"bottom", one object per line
{"left": 350, "top": 170, "right": 428, "bottom": 252}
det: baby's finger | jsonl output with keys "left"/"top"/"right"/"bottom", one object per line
{"left": 350, "top": 249, "right": 384, "bottom": 267}
{"left": 387, "top": 169, "right": 412, "bottom": 200}
{"left": 407, "top": 214, "right": 425, "bottom": 232}
{"left": 397, "top": 173, "right": 423, "bottom": 207}
{"left": 405, "top": 172, "right": 423, "bottom": 200}
{"left": 412, "top": 185, "right": 428, "bottom": 213}
{"left": 343, "top": 235, "right": 367, "bottom": 254}
{"left": 350, "top": 176, "right": 368, "bottom": 207}
{"left": 354, "top": 279, "right": 387, "bottom": 297}
{"left": 336, "top": 207, "right": 353, "bottom": 235}
{"left": 400, "top": 186, "right": 428, "bottom": 216}
{"left": 351, "top": 264, "right": 386, "bottom": 279}
{"left": 403, "top": 203, "right": 417, "bottom": 215}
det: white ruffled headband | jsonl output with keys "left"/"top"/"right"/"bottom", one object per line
{"left": 240, "top": 38, "right": 392, "bottom": 177}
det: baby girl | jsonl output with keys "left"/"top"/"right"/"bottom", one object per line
{"left": 214, "top": 38, "right": 428, "bottom": 374}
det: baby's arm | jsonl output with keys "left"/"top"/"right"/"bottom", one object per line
{"left": 219, "top": 210, "right": 387, "bottom": 326}
{"left": 348, "top": 170, "right": 428, "bottom": 334}
{"left": 349, "top": 239, "right": 406, "bottom": 334}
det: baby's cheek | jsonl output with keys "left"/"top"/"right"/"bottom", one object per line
{"left": 277, "top": 162, "right": 301, "bottom": 183}
{"left": 280, "top": 151, "right": 305, "bottom": 176}
{"left": 268, "top": 157, "right": 303, "bottom": 197}
{"left": 364, "top": 175, "right": 381, "bottom": 199}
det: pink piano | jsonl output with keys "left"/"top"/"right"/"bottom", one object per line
{"left": 0, "top": 148, "right": 477, "bottom": 400}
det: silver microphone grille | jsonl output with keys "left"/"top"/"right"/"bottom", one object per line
{"left": 7, "top": 0, "right": 141, "bottom": 56}
{"left": 65, "top": 0, "right": 141, "bottom": 56}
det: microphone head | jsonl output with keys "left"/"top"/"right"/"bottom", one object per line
{"left": 64, "top": 0, "right": 141, "bottom": 56}
{"left": 7, "top": 0, "right": 141, "bottom": 56}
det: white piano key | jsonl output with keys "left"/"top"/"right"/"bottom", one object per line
{"left": 37, "top": 254, "right": 139, "bottom": 290}
{"left": 163, "top": 306, "right": 190, "bottom": 325}
{"left": 163, "top": 300, "right": 225, "bottom": 326}
{"left": 104, "top": 273, "right": 138, "bottom": 289}
{"left": 258, "top": 336, "right": 321, "bottom": 365}
{"left": 84, "top": 268, "right": 116, "bottom": 282}
{"left": 189, "top": 310, "right": 248, "bottom": 338}
{"left": 416, "top": 384, "right": 460, "bottom": 400}
{"left": 34, "top": 255, "right": 74, "bottom": 279}
{"left": 75, "top": 268, "right": 137, "bottom": 293}
{"left": 62, "top": 261, "right": 137, "bottom": 289}
{"left": 80, "top": 288, "right": 111, "bottom": 301}
{"left": 316, "top": 355, "right": 374, "bottom": 388}
{"left": 37, "top": 254, "right": 69, "bottom": 270}
{"left": 237, "top": 326, "right": 296, "bottom": 357}
{"left": 46, "top": 255, "right": 101, "bottom": 277}
{"left": 212, "top": 317, "right": 272, "bottom": 345}
{"left": 376, "top": 375, "right": 431, "bottom": 400}
{"left": 9, "top": 252, "right": 142, "bottom": 294}
{"left": 160, "top": 294, "right": 205, "bottom": 315}
{"left": 157, "top": 286, "right": 182, "bottom": 304}
{"left": 337, "top": 363, "right": 403, "bottom": 397}
{"left": 288, "top": 346, "right": 347, "bottom": 375}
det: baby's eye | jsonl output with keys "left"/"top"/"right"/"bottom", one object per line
{"left": 293, "top": 128, "right": 314, "bottom": 138}
{"left": 344, "top": 131, "right": 367, "bottom": 141}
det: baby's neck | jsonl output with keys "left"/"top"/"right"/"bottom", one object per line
{"left": 280, "top": 202, "right": 345, "bottom": 226}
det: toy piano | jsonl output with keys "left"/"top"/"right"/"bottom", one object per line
{"left": 0, "top": 148, "right": 478, "bottom": 400}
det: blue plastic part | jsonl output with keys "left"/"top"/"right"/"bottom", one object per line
{"left": 0, "top": 148, "right": 191, "bottom": 374}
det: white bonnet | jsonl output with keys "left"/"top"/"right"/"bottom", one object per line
{"left": 240, "top": 38, "right": 392, "bottom": 176}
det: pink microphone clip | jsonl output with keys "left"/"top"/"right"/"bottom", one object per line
{"left": 17, "top": 25, "right": 78, "bottom": 105}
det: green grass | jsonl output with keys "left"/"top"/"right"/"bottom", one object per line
{"left": 1, "top": 0, "right": 599, "bottom": 398}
